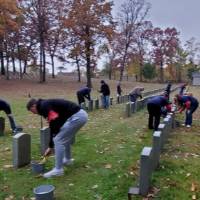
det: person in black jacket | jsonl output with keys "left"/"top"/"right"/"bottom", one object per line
{"left": 27, "top": 98, "right": 88, "bottom": 178}
{"left": 0, "top": 99, "right": 22, "bottom": 134}
{"left": 117, "top": 81, "right": 122, "bottom": 103}
{"left": 99, "top": 80, "right": 110, "bottom": 109}
{"left": 76, "top": 86, "right": 91, "bottom": 105}
{"left": 147, "top": 95, "right": 172, "bottom": 131}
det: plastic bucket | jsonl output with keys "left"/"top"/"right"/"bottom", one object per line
{"left": 33, "top": 185, "right": 55, "bottom": 200}
{"left": 31, "top": 161, "right": 45, "bottom": 174}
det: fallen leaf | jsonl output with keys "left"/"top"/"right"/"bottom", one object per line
{"left": 192, "top": 194, "right": 196, "bottom": 200}
{"left": 191, "top": 182, "right": 196, "bottom": 192}
{"left": 186, "top": 173, "right": 191, "bottom": 177}
{"left": 104, "top": 164, "right": 112, "bottom": 169}
{"left": 91, "top": 184, "right": 98, "bottom": 189}
{"left": 3, "top": 165, "right": 13, "bottom": 169}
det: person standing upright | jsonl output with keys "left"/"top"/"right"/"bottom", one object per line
{"left": 99, "top": 80, "right": 110, "bottom": 109}
{"left": 117, "top": 81, "right": 122, "bottom": 103}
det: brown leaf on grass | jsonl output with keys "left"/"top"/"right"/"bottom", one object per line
{"left": 104, "top": 164, "right": 112, "bottom": 169}
{"left": 192, "top": 194, "right": 196, "bottom": 200}
{"left": 4, "top": 195, "right": 14, "bottom": 200}
{"left": 191, "top": 182, "right": 196, "bottom": 192}
{"left": 3, "top": 165, "right": 13, "bottom": 169}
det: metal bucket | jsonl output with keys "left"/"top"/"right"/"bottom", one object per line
{"left": 31, "top": 161, "right": 45, "bottom": 174}
{"left": 33, "top": 185, "right": 55, "bottom": 200}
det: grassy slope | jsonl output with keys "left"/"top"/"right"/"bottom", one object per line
{"left": 0, "top": 77, "right": 199, "bottom": 200}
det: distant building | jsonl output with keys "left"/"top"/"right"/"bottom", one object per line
{"left": 192, "top": 72, "right": 200, "bottom": 86}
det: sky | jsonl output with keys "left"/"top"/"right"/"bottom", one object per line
{"left": 114, "top": 0, "right": 200, "bottom": 44}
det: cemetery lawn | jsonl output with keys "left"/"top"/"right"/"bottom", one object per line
{"left": 0, "top": 77, "right": 200, "bottom": 200}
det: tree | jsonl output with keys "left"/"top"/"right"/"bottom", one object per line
{"left": 116, "top": 0, "right": 150, "bottom": 81}
{"left": 0, "top": 0, "right": 21, "bottom": 76}
{"left": 64, "top": 0, "right": 115, "bottom": 87}
{"left": 148, "top": 27, "right": 180, "bottom": 82}
{"left": 142, "top": 62, "right": 156, "bottom": 80}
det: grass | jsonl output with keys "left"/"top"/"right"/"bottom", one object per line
{"left": 0, "top": 78, "right": 200, "bottom": 200}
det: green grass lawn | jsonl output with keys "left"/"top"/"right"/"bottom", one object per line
{"left": 0, "top": 79, "right": 199, "bottom": 200}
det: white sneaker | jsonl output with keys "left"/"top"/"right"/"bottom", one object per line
{"left": 63, "top": 158, "right": 74, "bottom": 166}
{"left": 186, "top": 125, "right": 191, "bottom": 128}
{"left": 43, "top": 168, "right": 64, "bottom": 178}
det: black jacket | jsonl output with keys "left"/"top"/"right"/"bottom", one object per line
{"left": 36, "top": 99, "right": 80, "bottom": 147}
{"left": 100, "top": 83, "right": 110, "bottom": 96}
{"left": 0, "top": 99, "right": 11, "bottom": 114}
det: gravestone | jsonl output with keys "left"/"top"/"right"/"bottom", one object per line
{"left": 152, "top": 131, "right": 161, "bottom": 170}
{"left": 126, "top": 102, "right": 131, "bottom": 117}
{"left": 110, "top": 97, "right": 113, "bottom": 105}
{"left": 88, "top": 100, "right": 94, "bottom": 111}
{"left": 130, "top": 102, "right": 135, "bottom": 113}
{"left": 94, "top": 99, "right": 99, "bottom": 109}
{"left": 128, "top": 147, "right": 153, "bottom": 199}
{"left": 158, "top": 124, "right": 166, "bottom": 149}
{"left": 139, "top": 147, "right": 153, "bottom": 196}
{"left": 80, "top": 102, "right": 86, "bottom": 110}
{"left": 13, "top": 133, "right": 31, "bottom": 168}
{"left": 40, "top": 127, "right": 50, "bottom": 155}
{"left": 0, "top": 117, "right": 5, "bottom": 136}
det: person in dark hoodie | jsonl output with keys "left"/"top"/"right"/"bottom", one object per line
{"left": 147, "top": 95, "right": 172, "bottom": 131}
{"left": 26, "top": 98, "right": 88, "bottom": 178}
{"left": 76, "top": 86, "right": 91, "bottom": 105}
{"left": 99, "top": 80, "right": 110, "bottom": 109}
{"left": 0, "top": 99, "right": 22, "bottom": 134}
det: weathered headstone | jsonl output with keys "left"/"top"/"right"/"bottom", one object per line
{"left": 158, "top": 123, "right": 166, "bottom": 149}
{"left": 139, "top": 147, "right": 153, "bottom": 196}
{"left": 13, "top": 133, "right": 31, "bottom": 168}
{"left": 94, "top": 99, "right": 99, "bottom": 109}
{"left": 40, "top": 127, "right": 50, "bottom": 155}
{"left": 152, "top": 131, "right": 161, "bottom": 170}
{"left": 128, "top": 147, "right": 153, "bottom": 199}
{"left": 80, "top": 102, "right": 86, "bottom": 110}
{"left": 125, "top": 102, "right": 131, "bottom": 117}
{"left": 0, "top": 117, "right": 5, "bottom": 136}
{"left": 110, "top": 97, "right": 113, "bottom": 105}
{"left": 88, "top": 100, "right": 94, "bottom": 111}
{"left": 130, "top": 102, "right": 135, "bottom": 113}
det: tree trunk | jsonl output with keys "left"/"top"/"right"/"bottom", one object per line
{"left": 51, "top": 54, "right": 55, "bottom": 78}
{"left": 76, "top": 56, "right": 81, "bottom": 82}
{"left": 12, "top": 56, "right": 16, "bottom": 73}
{"left": 0, "top": 39, "right": 5, "bottom": 75}
{"left": 6, "top": 56, "right": 9, "bottom": 80}
{"left": 23, "top": 60, "right": 27, "bottom": 74}
{"left": 159, "top": 62, "right": 164, "bottom": 83}
{"left": 85, "top": 26, "right": 92, "bottom": 88}
{"left": 42, "top": 47, "right": 46, "bottom": 82}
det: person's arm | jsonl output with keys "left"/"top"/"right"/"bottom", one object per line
{"left": 47, "top": 110, "right": 59, "bottom": 148}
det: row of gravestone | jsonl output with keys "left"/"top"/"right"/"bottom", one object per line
{"left": 12, "top": 127, "right": 50, "bottom": 168}
{"left": 128, "top": 106, "right": 177, "bottom": 199}
{"left": 125, "top": 86, "right": 180, "bottom": 117}
{"left": 80, "top": 86, "right": 170, "bottom": 112}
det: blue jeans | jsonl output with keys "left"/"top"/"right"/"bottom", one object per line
{"left": 185, "top": 102, "right": 199, "bottom": 125}
{"left": 102, "top": 95, "right": 110, "bottom": 109}
{"left": 53, "top": 109, "right": 88, "bottom": 169}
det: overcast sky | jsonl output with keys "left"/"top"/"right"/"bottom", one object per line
{"left": 114, "top": 0, "right": 200, "bottom": 44}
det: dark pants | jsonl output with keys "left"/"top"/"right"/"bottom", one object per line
{"left": 77, "top": 92, "right": 85, "bottom": 105}
{"left": 147, "top": 103, "right": 161, "bottom": 131}
{"left": 185, "top": 102, "right": 199, "bottom": 125}
{"left": 130, "top": 94, "right": 137, "bottom": 102}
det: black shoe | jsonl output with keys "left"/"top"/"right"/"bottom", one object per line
{"left": 13, "top": 126, "right": 23, "bottom": 134}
